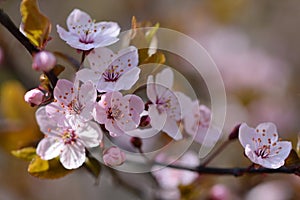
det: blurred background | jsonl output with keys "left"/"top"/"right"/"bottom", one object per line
{"left": 1, "top": 0, "right": 300, "bottom": 199}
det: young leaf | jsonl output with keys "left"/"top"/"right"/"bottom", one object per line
{"left": 28, "top": 156, "right": 49, "bottom": 173}
{"left": 11, "top": 147, "right": 36, "bottom": 161}
{"left": 29, "top": 158, "right": 73, "bottom": 179}
{"left": 20, "top": 0, "right": 51, "bottom": 48}
{"left": 285, "top": 149, "right": 300, "bottom": 167}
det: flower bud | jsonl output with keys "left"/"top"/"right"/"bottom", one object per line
{"left": 228, "top": 123, "right": 241, "bottom": 140}
{"left": 130, "top": 136, "right": 142, "bottom": 149}
{"left": 32, "top": 51, "right": 56, "bottom": 72}
{"left": 24, "top": 88, "right": 44, "bottom": 106}
{"left": 102, "top": 146, "right": 126, "bottom": 167}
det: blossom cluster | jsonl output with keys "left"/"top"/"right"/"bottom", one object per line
{"left": 23, "top": 9, "right": 216, "bottom": 170}
{"left": 23, "top": 8, "right": 293, "bottom": 174}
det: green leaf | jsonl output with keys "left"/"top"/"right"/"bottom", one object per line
{"left": 140, "top": 51, "right": 165, "bottom": 65}
{"left": 84, "top": 156, "right": 102, "bottom": 179}
{"left": 20, "top": 0, "right": 51, "bottom": 48}
{"left": 29, "top": 158, "right": 73, "bottom": 179}
{"left": 28, "top": 156, "right": 49, "bottom": 173}
{"left": 145, "top": 23, "right": 159, "bottom": 44}
{"left": 285, "top": 149, "right": 300, "bottom": 167}
{"left": 52, "top": 64, "right": 65, "bottom": 76}
{"left": 11, "top": 147, "right": 36, "bottom": 161}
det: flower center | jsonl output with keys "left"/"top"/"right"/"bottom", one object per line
{"left": 107, "top": 105, "right": 124, "bottom": 120}
{"left": 255, "top": 145, "right": 270, "bottom": 159}
{"left": 62, "top": 129, "right": 77, "bottom": 145}
{"left": 102, "top": 65, "right": 121, "bottom": 82}
{"left": 68, "top": 98, "right": 84, "bottom": 114}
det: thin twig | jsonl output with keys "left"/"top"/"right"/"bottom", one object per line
{"left": 0, "top": 8, "right": 39, "bottom": 54}
{"left": 0, "top": 9, "right": 57, "bottom": 87}
{"left": 155, "top": 162, "right": 300, "bottom": 177}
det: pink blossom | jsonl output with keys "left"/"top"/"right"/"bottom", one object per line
{"left": 239, "top": 122, "right": 292, "bottom": 169}
{"left": 152, "top": 151, "right": 199, "bottom": 191}
{"left": 76, "top": 46, "right": 140, "bottom": 92}
{"left": 24, "top": 88, "right": 44, "bottom": 106}
{"left": 32, "top": 51, "right": 56, "bottom": 72}
{"left": 93, "top": 91, "right": 144, "bottom": 137}
{"left": 147, "top": 68, "right": 182, "bottom": 140}
{"left": 36, "top": 107, "right": 102, "bottom": 169}
{"left": 102, "top": 146, "right": 126, "bottom": 167}
{"left": 177, "top": 93, "right": 220, "bottom": 145}
{"left": 45, "top": 79, "right": 97, "bottom": 125}
{"left": 57, "top": 9, "right": 120, "bottom": 51}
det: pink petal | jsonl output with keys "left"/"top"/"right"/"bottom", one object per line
{"left": 163, "top": 117, "right": 182, "bottom": 141}
{"left": 37, "top": 137, "right": 64, "bottom": 160}
{"left": 146, "top": 77, "right": 157, "bottom": 103}
{"left": 93, "top": 102, "right": 108, "bottom": 124}
{"left": 76, "top": 68, "right": 100, "bottom": 85}
{"left": 94, "top": 22, "right": 120, "bottom": 37}
{"left": 87, "top": 47, "right": 114, "bottom": 71}
{"left": 77, "top": 121, "right": 103, "bottom": 147}
{"left": 105, "top": 119, "right": 125, "bottom": 137}
{"left": 60, "top": 142, "right": 86, "bottom": 169}
{"left": 256, "top": 122, "right": 278, "bottom": 144}
{"left": 239, "top": 123, "right": 256, "bottom": 148}
{"left": 126, "top": 94, "right": 144, "bottom": 115}
{"left": 156, "top": 68, "right": 174, "bottom": 91}
{"left": 54, "top": 79, "right": 74, "bottom": 105}
{"left": 36, "top": 107, "right": 62, "bottom": 135}
{"left": 115, "top": 67, "right": 140, "bottom": 91}
{"left": 66, "top": 9, "right": 92, "bottom": 32}
{"left": 148, "top": 105, "right": 167, "bottom": 131}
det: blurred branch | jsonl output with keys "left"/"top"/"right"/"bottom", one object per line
{"left": 0, "top": 8, "right": 57, "bottom": 87}
{"left": 0, "top": 8, "right": 39, "bottom": 54}
{"left": 155, "top": 162, "right": 300, "bottom": 177}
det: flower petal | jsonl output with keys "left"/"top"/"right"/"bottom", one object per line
{"left": 114, "top": 67, "right": 140, "bottom": 91}
{"left": 156, "top": 68, "right": 174, "bottom": 90}
{"left": 76, "top": 68, "right": 100, "bottom": 85}
{"left": 256, "top": 122, "right": 278, "bottom": 144}
{"left": 149, "top": 104, "right": 167, "bottom": 131}
{"left": 76, "top": 122, "right": 102, "bottom": 148}
{"left": 36, "top": 137, "right": 64, "bottom": 160}
{"left": 66, "top": 9, "right": 91, "bottom": 32}
{"left": 60, "top": 143, "right": 86, "bottom": 169}
{"left": 163, "top": 117, "right": 182, "bottom": 140}
{"left": 53, "top": 79, "right": 74, "bottom": 105}
{"left": 87, "top": 47, "right": 114, "bottom": 71}
{"left": 239, "top": 123, "right": 256, "bottom": 148}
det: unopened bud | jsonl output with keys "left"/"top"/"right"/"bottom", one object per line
{"left": 32, "top": 51, "right": 56, "bottom": 72}
{"left": 139, "top": 115, "right": 150, "bottom": 127}
{"left": 228, "top": 123, "right": 241, "bottom": 140}
{"left": 103, "top": 146, "right": 126, "bottom": 167}
{"left": 130, "top": 136, "right": 142, "bottom": 149}
{"left": 24, "top": 88, "right": 44, "bottom": 106}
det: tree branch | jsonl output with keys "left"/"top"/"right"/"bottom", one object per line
{"left": 155, "top": 162, "right": 300, "bottom": 177}
{"left": 0, "top": 8, "right": 39, "bottom": 54}
{"left": 0, "top": 8, "right": 57, "bottom": 87}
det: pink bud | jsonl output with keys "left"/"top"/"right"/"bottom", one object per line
{"left": 32, "top": 51, "right": 56, "bottom": 72}
{"left": 209, "top": 184, "right": 231, "bottom": 200}
{"left": 24, "top": 88, "right": 44, "bottom": 106}
{"left": 103, "top": 146, "right": 126, "bottom": 167}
